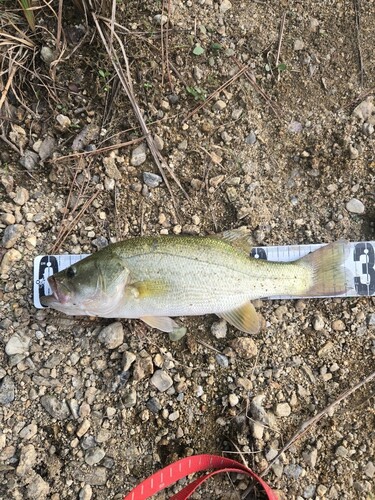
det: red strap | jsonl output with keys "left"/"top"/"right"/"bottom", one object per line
{"left": 123, "top": 454, "right": 277, "bottom": 500}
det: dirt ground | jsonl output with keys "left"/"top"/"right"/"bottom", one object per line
{"left": 1, "top": 1, "right": 374, "bottom": 499}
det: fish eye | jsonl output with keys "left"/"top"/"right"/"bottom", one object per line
{"left": 66, "top": 266, "right": 76, "bottom": 279}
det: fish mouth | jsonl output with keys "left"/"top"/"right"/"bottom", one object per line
{"left": 40, "top": 276, "right": 70, "bottom": 306}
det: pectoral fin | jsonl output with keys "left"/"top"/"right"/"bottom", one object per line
{"left": 141, "top": 315, "right": 180, "bottom": 333}
{"left": 128, "top": 280, "right": 168, "bottom": 299}
{"left": 219, "top": 302, "right": 260, "bottom": 334}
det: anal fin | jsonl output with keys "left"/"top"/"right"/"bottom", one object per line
{"left": 141, "top": 315, "right": 179, "bottom": 333}
{"left": 219, "top": 302, "right": 260, "bottom": 334}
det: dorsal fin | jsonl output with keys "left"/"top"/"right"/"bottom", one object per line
{"left": 213, "top": 227, "right": 253, "bottom": 253}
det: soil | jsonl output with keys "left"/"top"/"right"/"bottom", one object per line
{"left": 0, "top": 1, "right": 374, "bottom": 499}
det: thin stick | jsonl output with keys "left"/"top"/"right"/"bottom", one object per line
{"left": 183, "top": 66, "right": 248, "bottom": 122}
{"left": 0, "top": 65, "right": 17, "bottom": 111}
{"left": 51, "top": 190, "right": 100, "bottom": 253}
{"left": 56, "top": 0, "right": 63, "bottom": 49}
{"left": 353, "top": 0, "right": 364, "bottom": 87}
{"left": 260, "top": 370, "right": 375, "bottom": 478}
{"left": 275, "top": 12, "right": 286, "bottom": 68}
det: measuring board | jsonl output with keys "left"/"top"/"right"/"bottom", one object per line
{"left": 33, "top": 241, "right": 375, "bottom": 308}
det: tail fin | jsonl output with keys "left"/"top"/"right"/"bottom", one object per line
{"left": 298, "top": 241, "right": 348, "bottom": 297}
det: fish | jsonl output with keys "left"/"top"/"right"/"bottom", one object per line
{"left": 40, "top": 231, "right": 347, "bottom": 334}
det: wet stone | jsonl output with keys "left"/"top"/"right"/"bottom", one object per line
{"left": 40, "top": 395, "right": 70, "bottom": 419}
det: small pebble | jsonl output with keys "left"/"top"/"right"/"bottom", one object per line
{"left": 85, "top": 446, "right": 105, "bottom": 466}
{"left": 19, "top": 424, "right": 38, "bottom": 440}
{"left": 40, "top": 46, "right": 55, "bottom": 65}
{"left": 216, "top": 354, "right": 229, "bottom": 368}
{"left": 39, "top": 136, "right": 56, "bottom": 161}
{"left": 228, "top": 393, "right": 239, "bottom": 407}
{"left": 98, "top": 322, "right": 124, "bottom": 349}
{"left": 303, "top": 448, "right": 318, "bottom": 468}
{"left": 0, "top": 376, "right": 15, "bottom": 405}
{"left": 122, "top": 351, "right": 136, "bottom": 372}
{"left": 56, "top": 114, "right": 71, "bottom": 129}
{"left": 346, "top": 198, "right": 365, "bottom": 214}
{"left": 332, "top": 319, "right": 345, "bottom": 331}
{"left": 5, "top": 332, "right": 31, "bottom": 356}
{"left": 168, "top": 327, "right": 187, "bottom": 342}
{"left": 283, "top": 464, "right": 304, "bottom": 479}
{"left": 364, "top": 461, "right": 375, "bottom": 479}
{"left": 143, "top": 172, "right": 162, "bottom": 188}
{"left": 146, "top": 397, "right": 162, "bottom": 414}
{"left": 79, "top": 484, "right": 93, "bottom": 500}
{"left": 275, "top": 402, "right": 291, "bottom": 417}
{"left": 313, "top": 315, "right": 325, "bottom": 331}
{"left": 230, "top": 337, "right": 258, "bottom": 358}
{"left": 16, "top": 444, "right": 37, "bottom": 476}
{"left": 303, "top": 484, "right": 316, "bottom": 499}
{"left": 318, "top": 341, "right": 334, "bottom": 357}
{"left": 13, "top": 187, "right": 29, "bottom": 206}
{"left": 19, "top": 150, "right": 39, "bottom": 170}
{"left": 245, "top": 131, "right": 257, "bottom": 144}
{"left": 2, "top": 224, "right": 24, "bottom": 249}
{"left": 26, "top": 473, "right": 50, "bottom": 499}
{"left": 294, "top": 39, "right": 304, "bottom": 50}
{"left": 213, "top": 100, "right": 226, "bottom": 111}
{"left": 130, "top": 143, "right": 147, "bottom": 166}
{"left": 348, "top": 145, "right": 359, "bottom": 160}
{"left": 150, "top": 370, "right": 173, "bottom": 392}
{"left": 335, "top": 445, "right": 348, "bottom": 458}
{"left": 220, "top": 0, "right": 232, "bottom": 13}
{"left": 40, "top": 395, "right": 70, "bottom": 419}
{"left": 211, "top": 319, "right": 227, "bottom": 339}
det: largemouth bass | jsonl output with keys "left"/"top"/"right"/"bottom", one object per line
{"left": 41, "top": 233, "right": 347, "bottom": 334}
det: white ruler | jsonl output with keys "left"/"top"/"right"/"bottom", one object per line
{"left": 33, "top": 241, "right": 375, "bottom": 308}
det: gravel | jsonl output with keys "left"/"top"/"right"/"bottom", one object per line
{"left": 0, "top": 2, "right": 373, "bottom": 499}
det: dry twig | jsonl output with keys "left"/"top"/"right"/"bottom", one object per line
{"left": 260, "top": 370, "right": 375, "bottom": 478}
